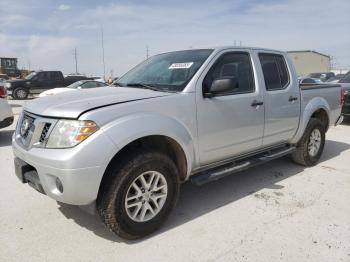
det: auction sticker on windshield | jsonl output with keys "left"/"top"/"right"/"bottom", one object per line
{"left": 169, "top": 62, "right": 193, "bottom": 69}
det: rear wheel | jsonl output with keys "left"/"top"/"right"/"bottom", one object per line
{"left": 292, "top": 118, "right": 325, "bottom": 166}
{"left": 97, "top": 151, "right": 180, "bottom": 240}
{"left": 13, "top": 88, "right": 28, "bottom": 100}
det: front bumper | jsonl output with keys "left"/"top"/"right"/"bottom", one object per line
{"left": 12, "top": 130, "right": 117, "bottom": 205}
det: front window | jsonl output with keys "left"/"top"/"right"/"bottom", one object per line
{"left": 115, "top": 49, "right": 213, "bottom": 92}
{"left": 25, "top": 72, "right": 37, "bottom": 80}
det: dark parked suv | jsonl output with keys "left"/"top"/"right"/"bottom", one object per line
{"left": 339, "top": 73, "right": 350, "bottom": 117}
{"left": 5, "top": 71, "right": 92, "bottom": 99}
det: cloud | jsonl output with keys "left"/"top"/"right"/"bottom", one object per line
{"left": 1, "top": 0, "right": 349, "bottom": 76}
{"left": 58, "top": 4, "right": 71, "bottom": 11}
{"left": 0, "top": 33, "right": 77, "bottom": 71}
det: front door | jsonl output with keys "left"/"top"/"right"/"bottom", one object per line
{"left": 196, "top": 50, "right": 265, "bottom": 165}
{"left": 31, "top": 71, "right": 51, "bottom": 94}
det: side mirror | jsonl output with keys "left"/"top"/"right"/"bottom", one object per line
{"left": 205, "top": 77, "right": 239, "bottom": 97}
{"left": 77, "top": 86, "right": 82, "bottom": 89}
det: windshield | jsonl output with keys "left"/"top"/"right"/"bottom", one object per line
{"left": 25, "top": 72, "right": 37, "bottom": 80}
{"left": 67, "top": 81, "right": 84, "bottom": 89}
{"left": 115, "top": 49, "right": 213, "bottom": 92}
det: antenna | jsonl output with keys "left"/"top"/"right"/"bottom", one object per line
{"left": 101, "top": 26, "right": 106, "bottom": 80}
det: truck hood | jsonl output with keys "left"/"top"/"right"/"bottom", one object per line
{"left": 7, "top": 79, "right": 26, "bottom": 84}
{"left": 24, "top": 87, "right": 173, "bottom": 119}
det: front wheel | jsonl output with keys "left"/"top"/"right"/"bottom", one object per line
{"left": 13, "top": 88, "right": 28, "bottom": 100}
{"left": 97, "top": 151, "right": 180, "bottom": 240}
{"left": 292, "top": 118, "right": 325, "bottom": 166}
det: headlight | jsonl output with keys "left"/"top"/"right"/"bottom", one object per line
{"left": 46, "top": 120, "right": 98, "bottom": 148}
{"left": 5, "top": 82, "right": 11, "bottom": 88}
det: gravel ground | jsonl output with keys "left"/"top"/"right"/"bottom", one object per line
{"left": 1, "top": 99, "right": 350, "bottom": 262}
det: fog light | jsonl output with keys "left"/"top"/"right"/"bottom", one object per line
{"left": 55, "top": 177, "right": 63, "bottom": 193}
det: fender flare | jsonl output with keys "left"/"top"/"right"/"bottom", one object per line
{"left": 101, "top": 113, "right": 196, "bottom": 178}
{"left": 291, "top": 96, "right": 330, "bottom": 144}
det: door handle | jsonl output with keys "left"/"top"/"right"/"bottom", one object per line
{"left": 289, "top": 96, "right": 298, "bottom": 102}
{"left": 251, "top": 100, "right": 264, "bottom": 107}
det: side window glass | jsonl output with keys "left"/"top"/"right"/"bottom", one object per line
{"left": 303, "top": 78, "right": 313, "bottom": 84}
{"left": 259, "top": 53, "right": 290, "bottom": 91}
{"left": 51, "top": 72, "right": 60, "bottom": 80}
{"left": 82, "top": 82, "right": 97, "bottom": 88}
{"left": 203, "top": 52, "right": 255, "bottom": 95}
{"left": 37, "top": 72, "right": 47, "bottom": 80}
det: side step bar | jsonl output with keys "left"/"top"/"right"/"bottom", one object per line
{"left": 191, "top": 146, "right": 296, "bottom": 186}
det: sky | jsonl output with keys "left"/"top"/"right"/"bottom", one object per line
{"left": 0, "top": 0, "right": 349, "bottom": 77}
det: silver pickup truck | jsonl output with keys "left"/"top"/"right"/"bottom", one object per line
{"left": 12, "top": 47, "right": 344, "bottom": 239}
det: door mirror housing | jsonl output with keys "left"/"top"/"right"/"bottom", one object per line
{"left": 205, "top": 77, "right": 239, "bottom": 97}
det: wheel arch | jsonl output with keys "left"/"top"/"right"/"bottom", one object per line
{"left": 291, "top": 97, "right": 330, "bottom": 144}
{"left": 97, "top": 134, "right": 189, "bottom": 203}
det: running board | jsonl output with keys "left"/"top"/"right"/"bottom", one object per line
{"left": 191, "top": 146, "right": 296, "bottom": 186}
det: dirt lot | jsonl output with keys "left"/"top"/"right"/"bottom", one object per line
{"left": 1, "top": 99, "right": 350, "bottom": 262}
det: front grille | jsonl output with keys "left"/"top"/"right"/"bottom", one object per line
{"left": 16, "top": 112, "right": 57, "bottom": 149}
{"left": 39, "top": 123, "right": 51, "bottom": 143}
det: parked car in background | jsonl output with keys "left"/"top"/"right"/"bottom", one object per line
{"left": 307, "top": 72, "right": 335, "bottom": 82}
{"left": 90, "top": 76, "right": 105, "bottom": 83}
{"left": 64, "top": 75, "right": 93, "bottom": 85}
{"left": 0, "top": 74, "right": 9, "bottom": 81}
{"left": 12, "top": 47, "right": 344, "bottom": 239}
{"left": 39, "top": 80, "right": 109, "bottom": 97}
{"left": 326, "top": 74, "right": 345, "bottom": 83}
{"left": 299, "top": 77, "right": 323, "bottom": 84}
{"left": 0, "top": 84, "right": 13, "bottom": 129}
{"left": 338, "top": 72, "right": 350, "bottom": 117}
{"left": 5, "top": 71, "right": 93, "bottom": 99}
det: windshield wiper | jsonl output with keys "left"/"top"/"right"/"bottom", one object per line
{"left": 126, "top": 83, "right": 160, "bottom": 91}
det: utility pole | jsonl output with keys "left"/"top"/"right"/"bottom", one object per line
{"left": 74, "top": 48, "right": 78, "bottom": 74}
{"left": 146, "top": 45, "right": 150, "bottom": 59}
{"left": 101, "top": 26, "right": 106, "bottom": 81}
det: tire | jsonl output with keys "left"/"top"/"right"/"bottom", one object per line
{"left": 292, "top": 118, "right": 325, "bottom": 166}
{"left": 97, "top": 151, "right": 180, "bottom": 240}
{"left": 13, "top": 88, "right": 28, "bottom": 100}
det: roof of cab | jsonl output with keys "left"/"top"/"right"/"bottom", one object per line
{"left": 213, "top": 46, "right": 286, "bottom": 54}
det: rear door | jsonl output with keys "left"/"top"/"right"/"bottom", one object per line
{"left": 257, "top": 51, "right": 300, "bottom": 146}
{"left": 196, "top": 50, "right": 265, "bottom": 165}
{"left": 50, "top": 72, "right": 63, "bottom": 88}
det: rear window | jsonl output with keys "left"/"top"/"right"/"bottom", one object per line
{"left": 259, "top": 53, "right": 290, "bottom": 91}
